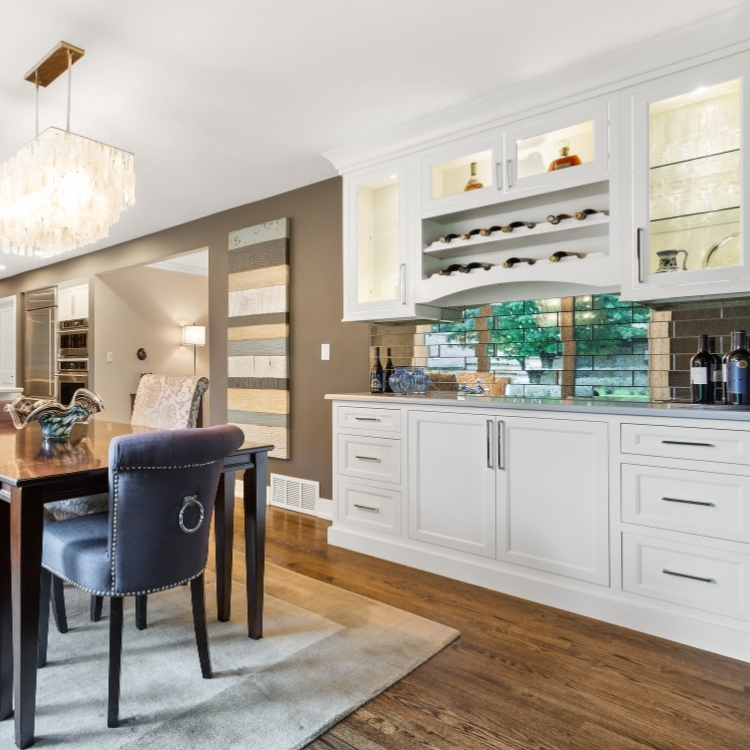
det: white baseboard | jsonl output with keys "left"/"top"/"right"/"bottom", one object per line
{"left": 234, "top": 480, "right": 332, "bottom": 520}
{"left": 328, "top": 524, "right": 750, "bottom": 664}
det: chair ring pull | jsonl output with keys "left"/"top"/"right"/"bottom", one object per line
{"left": 179, "top": 495, "right": 204, "bottom": 534}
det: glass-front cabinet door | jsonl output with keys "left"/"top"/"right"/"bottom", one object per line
{"left": 630, "top": 62, "right": 749, "bottom": 298}
{"left": 504, "top": 101, "right": 609, "bottom": 193}
{"left": 345, "top": 163, "right": 410, "bottom": 320}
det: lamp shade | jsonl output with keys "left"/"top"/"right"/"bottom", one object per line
{"left": 182, "top": 325, "right": 206, "bottom": 347}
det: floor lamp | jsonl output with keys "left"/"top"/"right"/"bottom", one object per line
{"left": 182, "top": 325, "right": 206, "bottom": 375}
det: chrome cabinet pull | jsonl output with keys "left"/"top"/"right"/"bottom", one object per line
{"left": 506, "top": 159, "right": 513, "bottom": 188}
{"left": 663, "top": 569, "right": 715, "bottom": 584}
{"left": 354, "top": 416, "right": 380, "bottom": 422}
{"left": 486, "top": 419, "right": 493, "bottom": 469}
{"left": 497, "top": 420, "right": 505, "bottom": 470}
{"left": 662, "top": 440, "right": 715, "bottom": 448}
{"left": 399, "top": 264, "right": 406, "bottom": 305}
{"left": 662, "top": 497, "right": 716, "bottom": 507}
{"left": 355, "top": 455, "right": 381, "bottom": 462}
{"left": 354, "top": 503, "right": 380, "bottom": 513}
{"left": 636, "top": 227, "right": 643, "bottom": 283}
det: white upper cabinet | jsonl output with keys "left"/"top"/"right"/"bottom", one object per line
{"left": 505, "top": 101, "right": 609, "bottom": 194}
{"left": 57, "top": 279, "right": 89, "bottom": 321}
{"left": 622, "top": 60, "right": 750, "bottom": 302}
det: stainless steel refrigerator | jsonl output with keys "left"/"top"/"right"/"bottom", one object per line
{"left": 24, "top": 287, "right": 57, "bottom": 399}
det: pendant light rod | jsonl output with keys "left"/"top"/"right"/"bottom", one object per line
{"left": 66, "top": 48, "right": 72, "bottom": 132}
{"left": 34, "top": 71, "right": 39, "bottom": 138}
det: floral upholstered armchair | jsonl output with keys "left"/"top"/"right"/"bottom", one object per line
{"left": 131, "top": 374, "right": 208, "bottom": 430}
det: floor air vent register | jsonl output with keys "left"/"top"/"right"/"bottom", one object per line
{"left": 270, "top": 474, "right": 319, "bottom": 516}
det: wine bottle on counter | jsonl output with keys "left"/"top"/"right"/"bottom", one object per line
{"left": 690, "top": 335, "right": 714, "bottom": 404}
{"left": 464, "top": 162, "right": 483, "bottom": 192}
{"left": 370, "top": 347, "right": 384, "bottom": 393}
{"left": 725, "top": 330, "right": 750, "bottom": 405}
{"left": 708, "top": 337, "right": 723, "bottom": 403}
{"left": 437, "top": 264, "right": 464, "bottom": 276}
{"left": 439, "top": 234, "right": 459, "bottom": 243}
{"left": 383, "top": 348, "right": 395, "bottom": 393}
{"left": 478, "top": 226, "right": 502, "bottom": 236}
{"left": 547, "top": 140, "right": 582, "bottom": 171}
{"left": 547, "top": 213, "right": 572, "bottom": 225}
{"left": 722, "top": 331, "right": 738, "bottom": 404}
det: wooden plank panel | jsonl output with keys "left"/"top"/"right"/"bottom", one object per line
{"left": 228, "top": 388, "right": 289, "bottom": 414}
{"left": 228, "top": 323, "right": 289, "bottom": 341}
{"left": 228, "top": 239, "right": 289, "bottom": 273}
{"left": 228, "top": 355, "right": 288, "bottom": 379}
{"left": 229, "top": 218, "right": 289, "bottom": 249}
{"left": 231, "top": 424, "right": 287, "bottom": 457}
{"left": 229, "top": 266, "right": 289, "bottom": 292}
{"left": 228, "top": 339, "right": 289, "bottom": 357}
{"left": 228, "top": 285, "right": 287, "bottom": 318}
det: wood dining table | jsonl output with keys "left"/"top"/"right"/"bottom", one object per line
{"left": 0, "top": 419, "right": 272, "bottom": 749}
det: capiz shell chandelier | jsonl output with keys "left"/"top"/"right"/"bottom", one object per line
{"left": 0, "top": 42, "right": 135, "bottom": 259}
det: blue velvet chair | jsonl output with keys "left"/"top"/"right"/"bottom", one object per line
{"left": 37, "top": 424, "right": 244, "bottom": 728}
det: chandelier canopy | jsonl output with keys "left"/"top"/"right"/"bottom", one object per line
{"left": 0, "top": 42, "right": 136, "bottom": 259}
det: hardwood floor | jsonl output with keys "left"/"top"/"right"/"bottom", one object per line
{"left": 229, "top": 506, "right": 750, "bottom": 750}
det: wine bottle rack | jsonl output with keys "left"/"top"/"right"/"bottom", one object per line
{"left": 423, "top": 211, "right": 610, "bottom": 260}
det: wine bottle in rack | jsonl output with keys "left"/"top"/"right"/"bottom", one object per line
{"left": 708, "top": 337, "right": 723, "bottom": 403}
{"left": 690, "top": 335, "right": 714, "bottom": 404}
{"left": 478, "top": 226, "right": 502, "bottom": 236}
{"left": 437, "top": 264, "right": 465, "bottom": 276}
{"left": 439, "top": 234, "right": 459, "bottom": 243}
{"left": 501, "top": 221, "right": 536, "bottom": 232}
{"left": 502, "top": 257, "right": 536, "bottom": 268}
{"left": 459, "top": 229, "right": 482, "bottom": 240}
{"left": 370, "top": 347, "right": 384, "bottom": 393}
{"left": 383, "top": 348, "right": 395, "bottom": 393}
{"left": 726, "top": 330, "right": 750, "bottom": 405}
{"left": 464, "top": 162, "right": 483, "bottom": 192}
{"left": 549, "top": 251, "right": 585, "bottom": 262}
{"left": 459, "top": 262, "right": 493, "bottom": 273}
{"left": 547, "top": 213, "right": 572, "bottom": 225}
{"left": 573, "top": 209, "right": 608, "bottom": 220}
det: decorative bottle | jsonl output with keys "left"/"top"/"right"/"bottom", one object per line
{"left": 464, "top": 162, "right": 484, "bottom": 192}
{"left": 383, "top": 348, "right": 395, "bottom": 393}
{"left": 411, "top": 367, "right": 431, "bottom": 394}
{"left": 388, "top": 367, "right": 414, "bottom": 395}
{"left": 548, "top": 140, "right": 582, "bottom": 171}
{"left": 690, "top": 335, "right": 714, "bottom": 404}
{"left": 370, "top": 346, "right": 384, "bottom": 393}
{"left": 726, "top": 330, "right": 750, "bottom": 405}
{"left": 708, "top": 337, "right": 723, "bottom": 403}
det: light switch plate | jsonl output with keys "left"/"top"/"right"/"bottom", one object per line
{"left": 106, "top": 352, "right": 114, "bottom": 363}
{"left": 321, "top": 344, "right": 330, "bottom": 361}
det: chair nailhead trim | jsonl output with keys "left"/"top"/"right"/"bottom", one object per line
{"left": 42, "top": 564, "right": 205, "bottom": 598}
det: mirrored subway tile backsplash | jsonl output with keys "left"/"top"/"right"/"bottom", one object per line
{"left": 371, "top": 294, "right": 651, "bottom": 400}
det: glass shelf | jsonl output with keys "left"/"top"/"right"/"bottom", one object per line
{"left": 650, "top": 148, "right": 740, "bottom": 171}
{"left": 650, "top": 205, "right": 740, "bottom": 227}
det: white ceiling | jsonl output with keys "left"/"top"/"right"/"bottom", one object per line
{"left": 0, "top": 0, "right": 748, "bottom": 279}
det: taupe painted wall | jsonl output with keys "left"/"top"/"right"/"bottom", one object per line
{"left": 94, "top": 266, "right": 209, "bottom": 423}
{"left": 0, "top": 176, "right": 369, "bottom": 497}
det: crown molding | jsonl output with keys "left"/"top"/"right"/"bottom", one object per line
{"left": 323, "top": 4, "right": 750, "bottom": 173}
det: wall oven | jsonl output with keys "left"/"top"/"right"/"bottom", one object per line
{"left": 57, "top": 317, "right": 88, "bottom": 402}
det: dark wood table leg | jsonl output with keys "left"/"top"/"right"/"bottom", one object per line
{"left": 244, "top": 452, "right": 267, "bottom": 640}
{"left": 10, "top": 486, "right": 44, "bottom": 749}
{"left": 214, "top": 471, "right": 235, "bottom": 622}
{"left": 0, "top": 498, "right": 12, "bottom": 721}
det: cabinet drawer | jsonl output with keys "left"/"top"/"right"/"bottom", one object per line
{"left": 337, "top": 405, "right": 402, "bottom": 434}
{"left": 622, "top": 464, "right": 750, "bottom": 543}
{"left": 338, "top": 481, "right": 400, "bottom": 535}
{"left": 622, "top": 533, "right": 750, "bottom": 620}
{"left": 621, "top": 423, "right": 750, "bottom": 466}
{"left": 337, "top": 434, "right": 401, "bottom": 484}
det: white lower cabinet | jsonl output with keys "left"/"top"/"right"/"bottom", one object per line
{"left": 338, "top": 480, "right": 401, "bottom": 536}
{"left": 496, "top": 416, "right": 610, "bottom": 585}
{"left": 408, "top": 411, "right": 496, "bottom": 558}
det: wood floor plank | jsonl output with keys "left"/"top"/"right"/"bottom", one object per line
{"left": 213, "top": 506, "right": 750, "bottom": 750}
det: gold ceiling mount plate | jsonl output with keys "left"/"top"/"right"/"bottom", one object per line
{"left": 24, "top": 41, "right": 85, "bottom": 87}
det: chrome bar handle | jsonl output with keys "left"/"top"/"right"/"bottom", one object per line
{"left": 663, "top": 569, "right": 715, "bottom": 584}
{"left": 354, "top": 504, "right": 380, "bottom": 513}
{"left": 636, "top": 227, "right": 643, "bottom": 283}
{"left": 355, "top": 455, "right": 381, "bottom": 462}
{"left": 662, "top": 440, "right": 715, "bottom": 448}
{"left": 354, "top": 417, "right": 380, "bottom": 422}
{"left": 486, "top": 419, "right": 493, "bottom": 469}
{"left": 399, "top": 264, "right": 406, "bottom": 305}
{"left": 497, "top": 420, "right": 505, "bottom": 470}
{"left": 662, "top": 497, "right": 715, "bottom": 507}
{"left": 506, "top": 159, "right": 513, "bottom": 189}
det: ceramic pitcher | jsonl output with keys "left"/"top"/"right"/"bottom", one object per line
{"left": 655, "top": 248, "right": 688, "bottom": 273}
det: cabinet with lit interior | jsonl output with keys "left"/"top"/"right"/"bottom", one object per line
{"left": 622, "top": 60, "right": 750, "bottom": 302}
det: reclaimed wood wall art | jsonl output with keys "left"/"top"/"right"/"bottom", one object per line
{"left": 227, "top": 218, "right": 290, "bottom": 458}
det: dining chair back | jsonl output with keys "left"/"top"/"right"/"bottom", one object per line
{"left": 130, "top": 374, "right": 209, "bottom": 430}
{"left": 39, "top": 424, "right": 245, "bottom": 728}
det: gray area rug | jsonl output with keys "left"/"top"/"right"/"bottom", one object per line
{"left": 0, "top": 564, "right": 458, "bottom": 749}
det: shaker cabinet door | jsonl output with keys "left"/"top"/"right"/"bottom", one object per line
{"left": 496, "top": 416, "right": 610, "bottom": 585}
{"left": 408, "top": 411, "right": 496, "bottom": 558}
